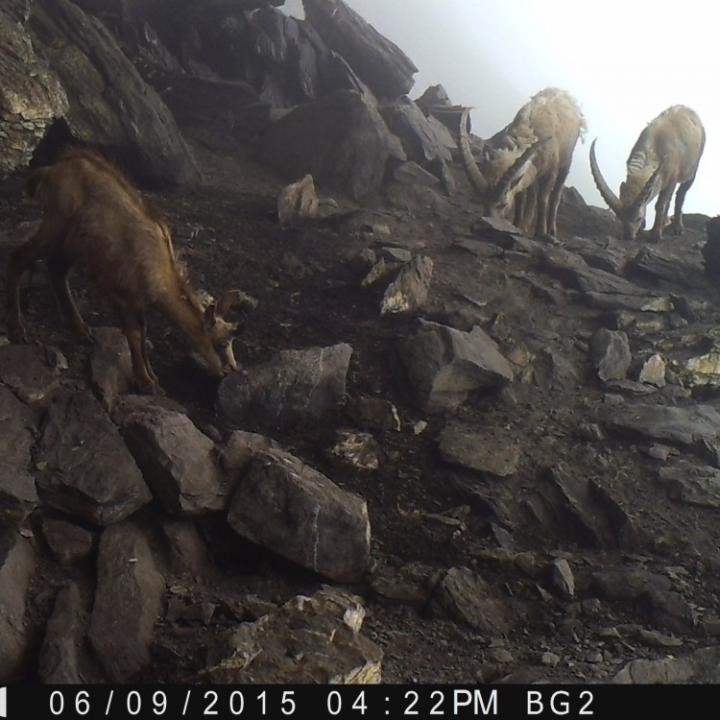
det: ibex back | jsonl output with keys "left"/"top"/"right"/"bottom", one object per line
{"left": 590, "top": 105, "right": 705, "bottom": 242}
{"left": 6, "top": 148, "right": 246, "bottom": 393}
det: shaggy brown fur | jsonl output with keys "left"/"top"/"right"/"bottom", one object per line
{"left": 6, "top": 147, "right": 244, "bottom": 392}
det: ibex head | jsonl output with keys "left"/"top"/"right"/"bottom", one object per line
{"left": 590, "top": 139, "right": 662, "bottom": 241}
{"left": 459, "top": 108, "right": 548, "bottom": 218}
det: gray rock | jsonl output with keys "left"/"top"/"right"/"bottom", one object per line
{"left": 0, "top": 344, "right": 60, "bottom": 404}
{"left": 0, "top": 529, "right": 35, "bottom": 682}
{"left": 36, "top": 391, "right": 152, "bottom": 525}
{"left": 161, "top": 519, "right": 209, "bottom": 577}
{"left": 41, "top": 518, "right": 95, "bottom": 565}
{"left": 582, "top": 292, "right": 674, "bottom": 313}
{"left": 277, "top": 174, "right": 319, "bottom": 227}
{"left": 221, "top": 430, "right": 281, "bottom": 476}
{"left": 122, "top": 405, "right": 227, "bottom": 515}
{"left": 658, "top": 462, "right": 720, "bottom": 508}
{"left": 438, "top": 423, "right": 519, "bottom": 478}
{"left": 392, "top": 161, "right": 441, "bottom": 187}
{"left": 345, "top": 395, "right": 401, "bottom": 432}
{"left": 203, "top": 587, "right": 382, "bottom": 683}
{"left": 38, "top": 583, "right": 92, "bottom": 683}
{"left": 703, "top": 216, "right": 720, "bottom": 279}
{"left": 591, "top": 329, "right": 631, "bottom": 382}
{"left": 381, "top": 255, "right": 434, "bottom": 315}
{"left": 612, "top": 647, "right": 720, "bottom": 684}
{"left": 258, "top": 89, "right": 405, "bottom": 200}
{"left": 382, "top": 96, "right": 452, "bottom": 166}
{"left": 638, "top": 354, "right": 666, "bottom": 387}
{"left": 631, "top": 244, "right": 706, "bottom": 288}
{"left": 550, "top": 558, "right": 575, "bottom": 599}
{"left": 327, "top": 430, "right": 380, "bottom": 472}
{"left": 434, "top": 567, "right": 513, "bottom": 633}
{"left": 89, "top": 522, "right": 165, "bottom": 681}
{"left": 606, "top": 403, "right": 720, "bottom": 448}
{"left": 218, "top": 343, "right": 352, "bottom": 427}
{"left": 591, "top": 568, "right": 671, "bottom": 600}
{"left": 369, "top": 561, "right": 438, "bottom": 606}
{"left": 397, "top": 321, "right": 513, "bottom": 413}
{"left": 228, "top": 448, "right": 370, "bottom": 583}
{"left": 89, "top": 326, "right": 134, "bottom": 411}
{"left": 304, "top": 0, "right": 417, "bottom": 99}
{"left": 0, "top": 3, "right": 69, "bottom": 177}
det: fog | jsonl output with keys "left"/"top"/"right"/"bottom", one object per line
{"left": 284, "top": 0, "right": 718, "bottom": 218}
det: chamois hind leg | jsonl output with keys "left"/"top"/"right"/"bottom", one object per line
{"left": 513, "top": 190, "right": 526, "bottom": 229}
{"left": 139, "top": 314, "right": 159, "bottom": 385}
{"left": 648, "top": 186, "right": 674, "bottom": 242}
{"left": 47, "top": 254, "right": 93, "bottom": 342}
{"left": 520, "top": 184, "right": 538, "bottom": 236}
{"left": 534, "top": 179, "right": 552, "bottom": 238}
{"left": 118, "top": 305, "right": 158, "bottom": 394}
{"left": 6, "top": 221, "right": 65, "bottom": 343}
{"left": 669, "top": 178, "right": 695, "bottom": 236}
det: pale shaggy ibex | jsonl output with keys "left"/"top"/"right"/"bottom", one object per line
{"left": 590, "top": 105, "right": 705, "bottom": 242}
{"left": 6, "top": 148, "right": 248, "bottom": 393}
{"left": 459, "top": 88, "right": 586, "bottom": 238}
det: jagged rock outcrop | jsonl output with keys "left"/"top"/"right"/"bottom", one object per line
{"left": 303, "top": 0, "right": 417, "bottom": 99}
{"left": 28, "top": 0, "right": 199, "bottom": 186}
{"left": 0, "top": 1, "right": 68, "bottom": 177}
{"left": 258, "top": 89, "right": 405, "bottom": 199}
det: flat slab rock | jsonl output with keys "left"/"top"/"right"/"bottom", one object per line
{"left": 658, "top": 462, "right": 720, "bottom": 508}
{"left": 613, "top": 647, "right": 720, "bottom": 684}
{"left": 203, "top": 586, "right": 382, "bottom": 683}
{"left": 228, "top": 448, "right": 371, "bottom": 583}
{"left": 218, "top": 343, "right": 352, "bottom": 427}
{"left": 88, "top": 522, "right": 165, "bottom": 681}
{"left": 605, "top": 403, "right": 720, "bottom": 447}
{"left": 36, "top": 391, "right": 152, "bottom": 526}
{"left": 397, "top": 320, "right": 513, "bottom": 413}
{"left": 89, "top": 326, "right": 134, "bottom": 410}
{"left": 438, "top": 423, "right": 519, "bottom": 477}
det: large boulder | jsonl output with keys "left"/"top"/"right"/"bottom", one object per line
{"left": 28, "top": 0, "right": 199, "bottom": 186}
{"left": 36, "top": 391, "right": 152, "bottom": 525}
{"left": 397, "top": 321, "right": 514, "bottom": 413}
{"left": 0, "top": 2, "right": 68, "bottom": 178}
{"left": 219, "top": 343, "right": 353, "bottom": 427}
{"left": 303, "top": 0, "right": 417, "bottom": 99}
{"left": 258, "top": 89, "right": 405, "bottom": 199}
{"left": 228, "top": 448, "right": 371, "bottom": 583}
{"left": 88, "top": 522, "right": 165, "bottom": 681}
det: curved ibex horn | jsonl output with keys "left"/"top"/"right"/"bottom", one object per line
{"left": 494, "top": 137, "right": 549, "bottom": 203}
{"left": 589, "top": 139, "right": 622, "bottom": 216}
{"left": 458, "top": 107, "right": 489, "bottom": 195}
{"left": 629, "top": 164, "right": 663, "bottom": 216}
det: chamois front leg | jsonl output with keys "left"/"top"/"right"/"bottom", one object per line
{"left": 139, "top": 314, "right": 159, "bottom": 385}
{"left": 648, "top": 186, "right": 674, "bottom": 242}
{"left": 669, "top": 178, "right": 695, "bottom": 236}
{"left": 118, "top": 305, "right": 159, "bottom": 394}
{"left": 47, "top": 254, "right": 93, "bottom": 343}
{"left": 534, "top": 180, "right": 551, "bottom": 238}
{"left": 547, "top": 166, "right": 571, "bottom": 238}
{"left": 5, "top": 222, "right": 63, "bottom": 343}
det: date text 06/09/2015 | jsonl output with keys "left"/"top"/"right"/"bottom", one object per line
{"left": 32, "top": 686, "right": 596, "bottom": 719}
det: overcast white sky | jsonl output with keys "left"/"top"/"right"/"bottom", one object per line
{"left": 285, "top": 0, "right": 719, "bottom": 217}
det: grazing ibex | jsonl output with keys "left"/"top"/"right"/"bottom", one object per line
{"left": 459, "top": 88, "right": 586, "bottom": 238}
{"left": 6, "top": 148, "right": 249, "bottom": 393}
{"left": 589, "top": 105, "right": 705, "bottom": 242}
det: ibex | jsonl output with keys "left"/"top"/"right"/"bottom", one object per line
{"left": 459, "top": 88, "right": 586, "bottom": 238}
{"left": 6, "top": 148, "right": 249, "bottom": 393}
{"left": 590, "top": 105, "right": 705, "bottom": 242}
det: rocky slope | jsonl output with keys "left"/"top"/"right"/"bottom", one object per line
{"left": 1, "top": 0, "right": 720, "bottom": 685}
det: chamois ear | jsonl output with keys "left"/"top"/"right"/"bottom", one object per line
{"left": 218, "top": 288, "right": 259, "bottom": 317}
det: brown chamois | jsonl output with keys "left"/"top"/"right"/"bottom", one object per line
{"left": 458, "top": 88, "right": 586, "bottom": 238}
{"left": 6, "top": 147, "right": 248, "bottom": 393}
{"left": 590, "top": 105, "right": 706, "bottom": 242}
